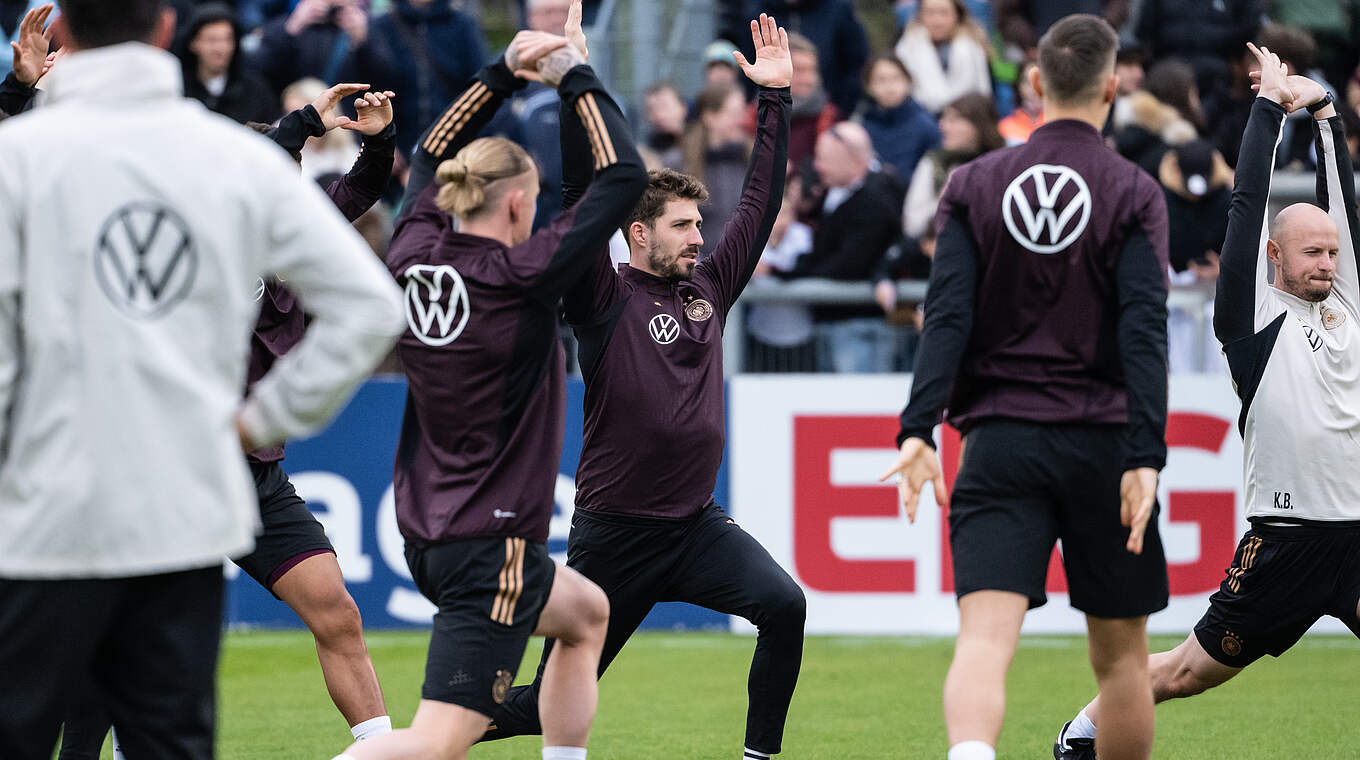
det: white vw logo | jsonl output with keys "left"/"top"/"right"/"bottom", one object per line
{"left": 93, "top": 202, "right": 198, "bottom": 318}
{"left": 648, "top": 313, "right": 679, "bottom": 344}
{"left": 404, "top": 264, "right": 470, "bottom": 346}
{"left": 1002, "top": 164, "right": 1092, "bottom": 255}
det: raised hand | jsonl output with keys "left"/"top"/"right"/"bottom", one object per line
{"left": 732, "top": 14, "right": 792, "bottom": 89}
{"left": 504, "top": 30, "right": 568, "bottom": 75}
{"left": 1246, "top": 42, "right": 1292, "bottom": 107}
{"left": 879, "top": 437, "right": 947, "bottom": 523}
{"left": 10, "top": 3, "right": 54, "bottom": 87}
{"left": 1279, "top": 74, "right": 1330, "bottom": 115}
{"left": 565, "top": 0, "right": 589, "bottom": 62}
{"left": 346, "top": 89, "right": 396, "bottom": 136}
{"left": 310, "top": 82, "right": 371, "bottom": 131}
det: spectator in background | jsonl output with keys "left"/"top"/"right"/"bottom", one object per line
{"left": 1115, "top": 46, "right": 1144, "bottom": 96}
{"left": 369, "top": 0, "right": 487, "bottom": 158}
{"left": 177, "top": 3, "right": 279, "bottom": 124}
{"left": 254, "top": 0, "right": 395, "bottom": 103}
{"left": 788, "top": 121, "right": 903, "bottom": 373}
{"left": 1268, "top": 0, "right": 1360, "bottom": 90}
{"left": 1112, "top": 64, "right": 1198, "bottom": 177}
{"left": 239, "top": 0, "right": 291, "bottom": 30}
{"left": 1159, "top": 137, "right": 1231, "bottom": 373}
{"left": 993, "top": 0, "right": 1128, "bottom": 56}
{"left": 748, "top": 171, "right": 817, "bottom": 372}
{"left": 737, "top": 0, "right": 867, "bottom": 116}
{"left": 895, "top": 0, "right": 992, "bottom": 115}
{"left": 703, "top": 39, "right": 741, "bottom": 89}
{"left": 854, "top": 54, "right": 940, "bottom": 183}
{"left": 683, "top": 83, "right": 751, "bottom": 256}
{"left": 643, "top": 81, "right": 687, "bottom": 169}
{"left": 761, "top": 31, "right": 838, "bottom": 166}
{"left": 0, "top": 0, "right": 46, "bottom": 79}
{"left": 998, "top": 60, "right": 1042, "bottom": 144}
{"left": 1133, "top": 0, "right": 1261, "bottom": 97}
{"left": 903, "top": 93, "right": 1002, "bottom": 240}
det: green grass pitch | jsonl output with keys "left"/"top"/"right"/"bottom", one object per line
{"left": 89, "top": 630, "right": 1355, "bottom": 758}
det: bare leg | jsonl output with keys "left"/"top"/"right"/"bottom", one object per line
{"left": 1085, "top": 632, "right": 1242, "bottom": 727}
{"left": 943, "top": 590, "right": 1029, "bottom": 747}
{"left": 340, "top": 700, "right": 488, "bottom": 760}
{"left": 532, "top": 565, "right": 610, "bottom": 748}
{"left": 271, "top": 553, "right": 386, "bottom": 726}
{"left": 1085, "top": 616, "right": 1155, "bottom": 760}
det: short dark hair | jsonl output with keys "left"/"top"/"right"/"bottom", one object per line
{"left": 862, "top": 54, "right": 912, "bottom": 88}
{"left": 59, "top": 0, "right": 165, "bottom": 49}
{"left": 623, "top": 169, "right": 709, "bottom": 238}
{"left": 1036, "top": 14, "right": 1118, "bottom": 105}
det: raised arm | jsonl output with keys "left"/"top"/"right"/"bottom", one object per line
{"left": 1, "top": 4, "right": 55, "bottom": 117}
{"left": 1307, "top": 80, "right": 1360, "bottom": 309}
{"left": 694, "top": 14, "right": 791, "bottom": 314}
{"left": 400, "top": 33, "right": 566, "bottom": 210}
{"left": 1213, "top": 44, "right": 1290, "bottom": 346}
{"left": 325, "top": 89, "right": 397, "bottom": 222}
{"left": 524, "top": 58, "right": 647, "bottom": 307}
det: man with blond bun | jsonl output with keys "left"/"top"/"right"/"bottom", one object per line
{"left": 333, "top": 6, "right": 646, "bottom": 760}
{"left": 1054, "top": 46, "right": 1360, "bottom": 760}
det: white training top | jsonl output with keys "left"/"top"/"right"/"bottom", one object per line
{"left": 0, "top": 43, "right": 404, "bottom": 578}
{"left": 1218, "top": 98, "right": 1360, "bottom": 524}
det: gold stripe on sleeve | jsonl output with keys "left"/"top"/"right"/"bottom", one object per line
{"left": 581, "top": 93, "right": 618, "bottom": 166}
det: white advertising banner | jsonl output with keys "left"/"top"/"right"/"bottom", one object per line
{"left": 729, "top": 374, "right": 1350, "bottom": 635}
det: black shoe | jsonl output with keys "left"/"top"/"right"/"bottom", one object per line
{"left": 1053, "top": 720, "right": 1098, "bottom": 759}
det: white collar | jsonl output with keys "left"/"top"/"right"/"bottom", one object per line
{"left": 39, "top": 42, "right": 183, "bottom": 107}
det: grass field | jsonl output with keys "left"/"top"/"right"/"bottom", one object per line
{"left": 89, "top": 630, "right": 1356, "bottom": 759}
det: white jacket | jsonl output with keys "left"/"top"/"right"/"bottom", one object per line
{"left": 894, "top": 26, "right": 991, "bottom": 115}
{"left": 0, "top": 43, "right": 404, "bottom": 578}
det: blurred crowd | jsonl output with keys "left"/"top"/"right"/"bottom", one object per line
{"left": 6, "top": 0, "right": 1359, "bottom": 373}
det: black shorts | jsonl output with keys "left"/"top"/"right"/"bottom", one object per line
{"left": 406, "top": 536, "right": 555, "bottom": 718}
{"left": 948, "top": 419, "right": 1169, "bottom": 617}
{"left": 1194, "top": 522, "right": 1360, "bottom": 667}
{"left": 233, "top": 461, "right": 335, "bottom": 593}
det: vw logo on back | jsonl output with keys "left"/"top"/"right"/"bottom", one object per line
{"left": 93, "top": 202, "right": 198, "bottom": 318}
{"left": 649, "top": 313, "right": 679, "bottom": 345}
{"left": 1002, "top": 164, "right": 1092, "bottom": 255}
{"left": 404, "top": 264, "right": 470, "bottom": 346}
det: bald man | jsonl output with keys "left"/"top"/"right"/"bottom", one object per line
{"left": 788, "top": 120, "right": 905, "bottom": 372}
{"left": 1053, "top": 53, "right": 1360, "bottom": 760}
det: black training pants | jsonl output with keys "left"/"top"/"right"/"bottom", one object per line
{"left": 486, "top": 502, "right": 806, "bottom": 755}
{"left": 0, "top": 566, "right": 224, "bottom": 760}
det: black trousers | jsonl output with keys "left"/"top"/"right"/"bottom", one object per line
{"left": 485, "top": 502, "right": 806, "bottom": 754}
{"left": 0, "top": 566, "right": 224, "bottom": 760}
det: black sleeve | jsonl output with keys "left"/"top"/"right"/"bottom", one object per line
{"left": 265, "top": 104, "right": 326, "bottom": 156}
{"left": 895, "top": 212, "right": 977, "bottom": 448}
{"left": 1116, "top": 228, "right": 1170, "bottom": 470}
{"left": 0, "top": 73, "right": 37, "bottom": 118}
{"left": 698, "top": 86, "right": 791, "bottom": 311}
{"left": 325, "top": 123, "right": 397, "bottom": 223}
{"left": 559, "top": 91, "right": 594, "bottom": 211}
{"left": 400, "top": 58, "right": 528, "bottom": 212}
{"left": 1213, "top": 97, "right": 1285, "bottom": 346}
{"left": 525, "top": 66, "right": 648, "bottom": 306}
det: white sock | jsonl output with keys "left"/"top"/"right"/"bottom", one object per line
{"left": 351, "top": 715, "right": 392, "bottom": 741}
{"left": 543, "top": 748, "right": 587, "bottom": 760}
{"left": 331, "top": 755, "right": 358, "bottom": 760}
{"left": 1064, "top": 706, "right": 1097, "bottom": 745}
{"left": 744, "top": 749, "right": 772, "bottom": 759}
{"left": 111, "top": 728, "right": 125, "bottom": 760}
{"left": 947, "top": 740, "right": 995, "bottom": 760}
